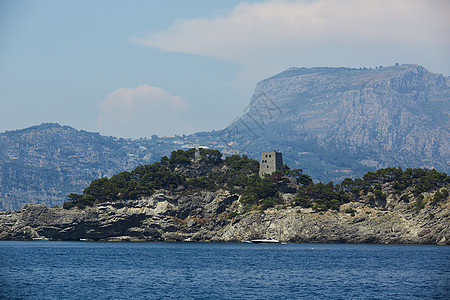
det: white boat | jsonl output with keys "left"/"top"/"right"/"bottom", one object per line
{"left": 249, "top": 238, "right": 280, "bottom": 244}
{"left": 32, "top": 236, "right": 49, "bottom": 241}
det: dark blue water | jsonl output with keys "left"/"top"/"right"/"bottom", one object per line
{"left": 0, "top": 242, "right": 449, "bottom": 299}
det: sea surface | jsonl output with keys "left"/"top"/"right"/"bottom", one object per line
{"left": 0, "top": 242, "right": 449, "bottom": 299}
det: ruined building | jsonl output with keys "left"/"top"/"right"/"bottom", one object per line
{"left": 259, "top": 151, "right": 283, "bottom": 177}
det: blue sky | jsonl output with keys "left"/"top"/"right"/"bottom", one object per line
{"left": 1, "top": 0, "right": 449, "bottom": 138}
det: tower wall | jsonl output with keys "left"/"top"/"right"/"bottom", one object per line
{"left": 259, "top": 151, "right": 283, "bottom": 177}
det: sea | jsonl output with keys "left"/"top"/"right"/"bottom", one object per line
{"left": 0, "top": 242, "right": 449, "bottom": 299}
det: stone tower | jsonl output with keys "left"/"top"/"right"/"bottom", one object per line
{"left": 259, "top": 151, "right": 283, "bottom": 177}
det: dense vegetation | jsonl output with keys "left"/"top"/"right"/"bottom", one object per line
{"left": 293, "top": 167, "right": 449, "bottom": 212}
{"left": 64, "top": 149, "right": 449, "bottom": 211}
{"left": 64, "top": 148, "right": 217, "bottom": 209}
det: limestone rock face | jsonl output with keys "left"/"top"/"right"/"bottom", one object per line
{"left": 0, "top": 191, "right": 239, "bottom": 242}
{"left": 1, "top": 189, "right": 448, "bottom": 245}
{"left": 227, "top": 64, "right": 449, "bottom": 182}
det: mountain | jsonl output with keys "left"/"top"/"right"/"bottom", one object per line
{"left": 0, "top": 64, "right": 448, "bottom": 210}
{"left": 0, "top": 123, "right": 184, "bottom": 210}
{"left": 215, "top": 64, "right": 449, "bottom": 181}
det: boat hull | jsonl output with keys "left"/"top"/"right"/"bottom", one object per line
{"left": 250, "top": 239, "right": 280, "bottom": 244}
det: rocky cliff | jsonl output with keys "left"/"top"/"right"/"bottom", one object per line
{"left": 1, "top": 187, "right": 448, "bottom": 244}
{"left": 218, "top": 64, "right": 449, "bottom": 182}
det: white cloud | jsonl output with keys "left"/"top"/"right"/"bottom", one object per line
{"left": 97, "top": 85, "right": 190, "bottom": 138}
{"left": 133, "top": 0, "right": 449, "bottom": 62}
{"left": 132, "top": 0, "right": 450, "bottom": 88}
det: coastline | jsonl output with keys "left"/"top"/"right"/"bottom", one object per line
{"left": 1, "top": 190, "right": 448, "bottom": 245}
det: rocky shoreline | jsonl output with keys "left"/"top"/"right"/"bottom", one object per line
{"left": 1, "top": 189, "right": 448, "bottom": 244}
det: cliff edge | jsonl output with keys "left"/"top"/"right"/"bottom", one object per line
{"left": 1, "top": 188, "right": 448, "bottom": 244}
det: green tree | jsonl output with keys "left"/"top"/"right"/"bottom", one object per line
{"left": 285, "top": 168, "right": 313, "bottom": 186}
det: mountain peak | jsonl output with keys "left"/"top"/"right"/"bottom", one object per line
{"left": 2, "top": 123, "right": 74, "bottom": 136}
{"left": 270, "top": 64, "right": 434, "bottom": 82}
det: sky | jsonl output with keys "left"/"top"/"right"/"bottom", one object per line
{"left": 1, "top": 0, "right": 449, "bottom": 138}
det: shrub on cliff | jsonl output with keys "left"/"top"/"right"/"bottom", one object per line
{"left": 292, "top": 182, "right": 348, "bottom": 211}
{"left": 362, "top": 167, "right": 448, "bottom": 195}
{"left": 64, "top": 160, "right": 185, "bottom": 209}
{"left": 284, "top": 165, "right": 313, "bottom": 186}
{"left": 240, "top": 174, "right": 279, "bottom": 206}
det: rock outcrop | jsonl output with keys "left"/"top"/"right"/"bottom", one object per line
{"left": 1, "top": 188, "right": 448, "bottom": 244}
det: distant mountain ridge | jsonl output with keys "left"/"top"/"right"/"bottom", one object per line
{"left": 0, "top": 123, "right": 179, "bottom": 210}
{"left": 0, "top": 64, "right": 448, "bottom": 210}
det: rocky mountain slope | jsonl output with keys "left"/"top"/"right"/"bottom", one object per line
{"left": 0, "top": 123, "right": 183, "bottom": 210}
{"left": 217, "top": 64, "right": 449, "bottom": 182}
